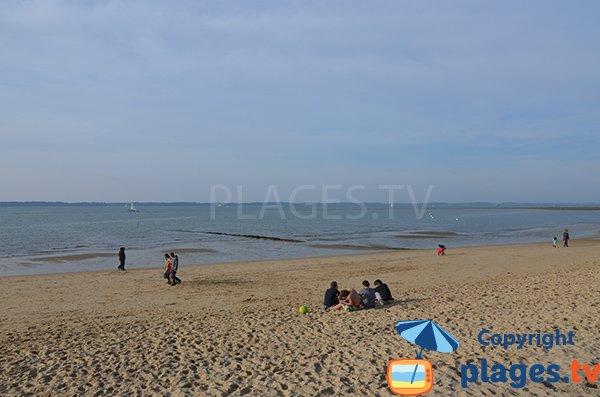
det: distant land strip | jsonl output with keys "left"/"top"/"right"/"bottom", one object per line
{"left": 531, "top": 207, "right": 600, "bottom": 211}
{"left": 1, "top": 202, "right": 600, "bottom": 210}
{"left": 204, "top": 232, "right": 303, "bottom": 243}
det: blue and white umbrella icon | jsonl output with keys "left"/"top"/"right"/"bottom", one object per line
{"left": 395, "top": 319, "right": 460, "bottom": 384}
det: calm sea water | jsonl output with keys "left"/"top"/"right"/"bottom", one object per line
{"left": 1, "top": 204, "right": 599, "bottom": 275}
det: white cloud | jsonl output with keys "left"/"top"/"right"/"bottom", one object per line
{"left": 0, "top": 0, "right": 599, "bottom": 200}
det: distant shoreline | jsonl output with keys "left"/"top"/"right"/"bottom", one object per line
{"left": 1, "top": 201, "right": 600, "bottom": 210}
{"left": 3, "top": 239, "right": 599, "bottom": 279}
{"left": 2, "top": 205, "right": 599, "bottom": 278}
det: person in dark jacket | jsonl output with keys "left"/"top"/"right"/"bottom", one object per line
{"left": 323, "top": 281, "right": 340, "bottom": 310}
{"left": 170, "top": 252, "right": 181, "bottom": 285}
{"left": 118, "top": 247, "right": 126, "bottom": 271}
{"left": 563, "top": 229, "right": 570, "bottom": 247}
{"left": 374, "top": 279, "right": 394, "bottom": 304}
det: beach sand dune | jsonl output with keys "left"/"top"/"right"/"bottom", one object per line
{"left": 1, "top": 241, "right": 599, "bottom": 396}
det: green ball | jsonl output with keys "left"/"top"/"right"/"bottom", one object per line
{"left": 299, "top": 306, "right": 309, "bottom": 314}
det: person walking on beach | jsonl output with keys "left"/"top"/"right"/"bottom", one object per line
{"left": 117, "top": 247, "right": 126, "bottom": 271}
{"left": 552, "top": 236, "right": 558, "bottom": 248}
{"left": 563, "top": 229, "right": 570, "bottom": 247}
{"left": 163, "top": 253, "right": 173, "bottom": 285}
{"left": 170, "top": 252, "right": 181, "bottom": 285}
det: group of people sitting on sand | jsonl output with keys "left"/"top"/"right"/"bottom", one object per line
{"left": 163, "top": 252, "right": 182, "bottom": 286}
{"left": 323, "top": 279, "right": 394, "bottom": 312}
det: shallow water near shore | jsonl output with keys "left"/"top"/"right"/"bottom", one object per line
{"left": 1, "top": 204, "right": 599, "bottom": 275}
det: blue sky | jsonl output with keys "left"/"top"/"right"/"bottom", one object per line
{"left": 1, "top": 1, "right": 599, "bottom": 202}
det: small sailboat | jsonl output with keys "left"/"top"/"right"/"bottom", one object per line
{"left": 129, "top": 202, "right": 138, "bottom": 212}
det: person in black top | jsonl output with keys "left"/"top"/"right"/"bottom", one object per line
{"left": 323, "top": 281, "right": 340, "bottom": 310}
{"left": 170, "top": 252, "right": 181, "bottom": 285}
{"left": 374, "top": 279, "right": 394, "bottom": 304}
{"left": 118, "top": 247, "right": 126, "bottom": 271}
{"left": 563, "top": 229, "right": 570, "bottom": 247}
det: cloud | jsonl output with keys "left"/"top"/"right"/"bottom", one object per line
{"left": 0, "top": 1, "right": 599, "bottom": 201}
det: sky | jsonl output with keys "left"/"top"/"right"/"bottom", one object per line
{"left": 1, "top": 0, "right": 599, "bottom": 203}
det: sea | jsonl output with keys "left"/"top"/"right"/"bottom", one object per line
{"left": 1, "top": 203, "right": 599, "bottom": 276}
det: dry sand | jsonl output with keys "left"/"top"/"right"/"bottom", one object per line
{"left": 1, "top": 240, "right": 599, "bottom": 396}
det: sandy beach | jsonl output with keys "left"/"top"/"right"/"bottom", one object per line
{"left": 1, "top": 240, "right": 599, "bottom": 396}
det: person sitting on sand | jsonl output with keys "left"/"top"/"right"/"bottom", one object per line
{"left": 170, "top": 252, "right": 181, "bottom": 285}
{"left": 328, "top": 288, "right": 362, "bottom": 311}
{"left": 163, "top": 253, "right": 173, "bottom": 285}
{"left": 359, "top": 280, "right": 377, "bottom": 309}
{"left": 323, "top": 281, "right": 340, "bottom": 310}
{"left": 374, "top": 279, "right": 394, "bottom": 304}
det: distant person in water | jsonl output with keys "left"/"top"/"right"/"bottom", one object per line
{"left": 328, "top": 288, "right": 362, "bottom": 311}
{"left": 170, "top": 252, "right": 181, "bottom": 285}
{"left": 374, "top": 279, "right": 394, "bottom": 304}
{"left": 164, "top": 253, "right": 173, "bottom": 284}
{"left": 117, "top": 247, "right": 126, "bottom": 271}
{"left": 323, "top": 281, "right": 340, "bottom": 310}
{"left": 552, "top": 236, "right": 558, "bottom": 248}
{"left": 563, "top": 229, "right": 570, "bottom": 247}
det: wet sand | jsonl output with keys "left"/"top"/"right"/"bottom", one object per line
{"left": 29, "top": 253, "right": 116, "bottom": 263}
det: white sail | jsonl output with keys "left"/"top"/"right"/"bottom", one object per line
{"left": 129, "top": 203, "right": 137, "bottom": 212}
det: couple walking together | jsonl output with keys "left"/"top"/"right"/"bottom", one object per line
{"left": 164, "top": 253, "right": 181, "bottom": 285}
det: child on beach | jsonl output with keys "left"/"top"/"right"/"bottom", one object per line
{"left": 437, "top": 244, "right": 446, "bottom": 256}
{"left": 552, "top": 237, "right": 558, "bottom": 248}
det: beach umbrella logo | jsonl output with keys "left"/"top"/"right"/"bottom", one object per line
{"left": 387, "top": 319, "right": 460, "bottom": 396}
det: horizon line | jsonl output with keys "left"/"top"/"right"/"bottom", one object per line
{"left": 1, "top": 201, "right": 600, "bottom": 206}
